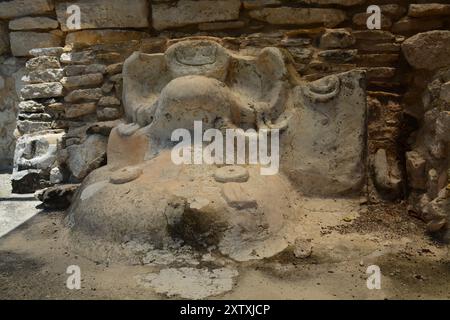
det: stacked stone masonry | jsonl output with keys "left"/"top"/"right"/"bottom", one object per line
{"left": 0, "top": 1, "right": 448, "bottom": 234}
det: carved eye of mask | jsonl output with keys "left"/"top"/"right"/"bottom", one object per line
{"left": 303, "top": 75, "right": 341, "bottom": 103}
{"left": 174, "top": 42, "right": 218, "bottom": 66}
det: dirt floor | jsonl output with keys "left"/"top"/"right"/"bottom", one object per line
{"left": 0, "top": 171, "right": 449, "bottom": 300}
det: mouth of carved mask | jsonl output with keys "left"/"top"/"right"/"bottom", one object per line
{"left": 175, "top": 43, "right": 218, "bottom": 66}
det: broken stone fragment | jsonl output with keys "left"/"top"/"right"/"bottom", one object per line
{"left": 66, "top": 134, "right": 108, "bottom": 180}
{"left": 371, "top": 149, "right": 402, "bottom": 196}
{"left": 320, "top": 29, "right": 355, "bottom": 49}
{"left": 26, "top": 56, "right": 61, "bottom": 70}
{"left": 221, "top": 183, "right": 257, "bottom": 210}
{"left": 11, "top": 169, "right": 49, "bottom": 194}
{"left": 35, "top": 184, "right": 80, "bottom": 210}
{"left": 49, "top": 167, "right": 63, "bottom": 184}
{"left": 406, "top": 151, "right": 427, "bottom": 190}
{"left": 292, "top": 238, "right": 313, "bottom": 259}
{"left": 214, "top": 166, "right": 249, "bottom": 183}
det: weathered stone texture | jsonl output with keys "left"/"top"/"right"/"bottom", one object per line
{"left": 9, "top": 17, "right": 59, "bottom": 31}
{"left": 152, "top": 0, "right": 241, "bottom": 30}
{"left": 10, "top": 32, "right": 62, "bottom": 57}
{"left": 402, "top": 31, "right": 450, "bottom": 70}
{"left": 56, "top": 0, "right": 149, "bottom": 31}
{"left": 0, "top": 0, "right": 54, "bottom": 19}
{"left": 249, "top": 7, "right": 347, "bottom": 28}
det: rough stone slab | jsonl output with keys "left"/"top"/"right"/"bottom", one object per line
{"left": 61, "top": 73, "right": 104, "bottom": 89}
{"left": 18, "top": 100, "right": 46, "bottom": 113}
{"left": 60, "top": 51, "right": 94, "bottom": 65}
{"left": 98, "top": 96, "right": 120, "bottom": 107}
{"left": 402, "top": 31, "right": 450, "bottom": 70}
{"left": 56, "top": 0, "right": 149, "bottom": 31}
{"left": 198, "top": 20, "right": 246, "bottom": 31}
{"left": 10, "top": 32, "right": 62, "bottom": 57}
{"left": 152, "top": 0, "right": 241, "bottom": 30}
{"left": 297, "top": 0, "right": 365, "bottom": 5}
{"left": 0, "top": 0, "right": 54, "bottom": 19}
{"left": 320, "top": 28, "right": 355, "bottom": 49}
{"left": 9, "top": 17, "right": 59, "bottom": 30}
{"left": 97, "top": 107, "right": 121, "bottom": 121}
{"left": 23, "top": 69, "right": 64, "bottom": 84}
{"left": 392, "top": 17, "right": 443, "bottom": 34}
{"left": 353, "top": 30, "right": 395, "bottom": 41}
{"left": 380, "top": 4, "right": 407, "bottom": 19}
{"left": 30, "top": 47, "right": 64, "bottom": 57}
{"left": 243, "top": 0, "right": 281, "bottom": 9}
{"left": 65, "top": 64, "right": 106, "bottom": 77}
{"left": 21, "top": 82, "right": 64, "bottom": 99}
{"left": 408, "top": 4, "right": 450, "bottom": 17}
{"left": 353, "top": 12, "right": 392, "bottom": 29}
{"left": 65, "top": 88, "right": 103, "bottom": 103}
{"left": 65, "top": 103, "right": 97, "bottom": 119}
{"left": 249, "top": 8, "right": 347, "bottom": 28}
{"left": 26, "top": 56, "right": 61, "bottom": 70}
{"left": 16, "top": 120, "right": 52, "bottom": 134}
{"left": 65, "top": 30, "right": 149, "bottom": 47}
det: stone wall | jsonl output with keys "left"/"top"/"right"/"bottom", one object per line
{"left": 0, "top": 0, "right": 448, "bottom": 222}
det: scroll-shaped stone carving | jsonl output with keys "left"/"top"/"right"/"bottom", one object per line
{"left": 67, "top": 39, "right": 367, "bottom": 263}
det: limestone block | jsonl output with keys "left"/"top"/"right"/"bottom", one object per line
{"left": 21, "top": 82, "right": 64, "bottom": 99}
{"left": 56, "top": 0, "right": 149, "bottom": 31}
{"left": 249, "top": 7, "right": 347, "bottom": 28}
{"left": 10, "top": 32, "right": 62, "bottom": 57}
{"left": 0, "top": 0, "right": 54, "bottom": 19}
{"left": 9, "top": 17, "right": 59, "bottom": 30}
{"left": 152, "top": 0, "right": 241, "bottom": 30}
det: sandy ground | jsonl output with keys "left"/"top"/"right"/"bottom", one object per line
{"left": 0, "top": 171, "right": 449, "bottom": 300}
